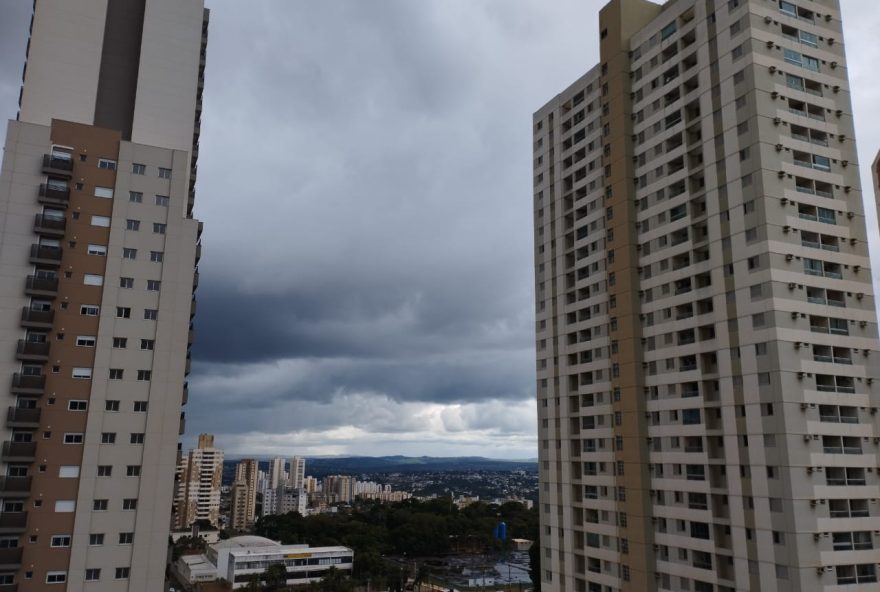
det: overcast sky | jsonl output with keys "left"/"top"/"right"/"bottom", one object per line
{"left": 2, "top": 1, "right": 880, "bottom": 460}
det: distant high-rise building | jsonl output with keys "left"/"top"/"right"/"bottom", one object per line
{"left": 261, "top": 485, "right": 308, "bottom": 517}
{"left": 230, "top": 459, "right": 258, "bottom": 531}
{"left": 172, "top": 433, "right": 223, "bottom": 529}
{"left": 0, "top": 0, "right": 208, "bottom": 589}
{"left": 268, "top": 456, "right": 285, "bottom": 489}
{"left": 533, "top": 0, "right": 880, "bottom": 590}
{"left": 323, "top": 475, "right": 356, "bottom": 504}
{"left": 288, "top": 455, "right": 306, "bottom": 488}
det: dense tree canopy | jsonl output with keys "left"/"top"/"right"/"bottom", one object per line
{"left": 255, "top": 498, "right": 538, "bottom": 585}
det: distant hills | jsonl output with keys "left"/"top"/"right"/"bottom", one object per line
{"left": 221, "top": 455, "right": 537, "bottom": 484}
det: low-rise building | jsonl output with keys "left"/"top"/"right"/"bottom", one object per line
{"left": 175, "top": 536, "right": 353, "bottom": 589}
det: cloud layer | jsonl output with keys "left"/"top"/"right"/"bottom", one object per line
{"left": 2, "top": 1, "right": 880, "bottom": 459}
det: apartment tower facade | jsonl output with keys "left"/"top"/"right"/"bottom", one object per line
{"left": 172, "top": 433, "right": 223, "bottom": 529}
{"left": 0, "top": 0, "right": 208, "bottom": 590}
{"left": 533, "top": 0, "right": 880, "bottom": 590}
{"left": 230, "top": 459, "right": 258, "bottom": 532}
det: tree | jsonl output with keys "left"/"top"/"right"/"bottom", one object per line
{"left": 528, "top": 541, "right": 541, "bottom": 592}
{"left": 265, "top": 563, "right": 288, "bottom": 590}
{"left": 318, "top": 567, "right": 352, "bottom": 592}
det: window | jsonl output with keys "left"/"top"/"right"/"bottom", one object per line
{"left": 97, "top": 158, "right": 116, "bottom": 170}
{"left": 97, "top": 466, "right": 112, "bottom": 477}
{"left": 136, "top": 370, "right": 151, "bottom": 381}
{"left": 88, "top": 533, "right": 104, "bottom": 546}
{"left": 80, "top": 305, "right": 99, "bottom": 316}
{"left": 126, "top": 465, "right": 141, "bottom": 477}
{"left": 100, "top": 433, "right": 115, "bottom": 444}
{"left": 55, "top": 500, "right": 75, "bottom": 512}
{"left": 63, "top": 433, "right": 84, "bottom": 444}
{"left": 112, "top": 337, "right": 127, "bottom": 348}
{"left": 50, "top": 535, "right": 71, "bottom": 547}
{"left": 129, "top": 191, "right": 143, "bottom": 203}
{"left": 130, "top": 432, "right": 145, "bottom": 444}
{"left": 75, "top": 336, "right": 96, "bottom": 347}
{"left": 59, "top": 466, "right": 79, "bottom": 478}
{"left": 46, "top": 572, "right": 67, "bottom": 584}
{"left": 140, "top": 339, "right": 154, "bottom": 351}
{"left": 105, "top": 400, "right": 120, "bottom": 412}
{"left": 155, "top": 195, "right": 169, "bottom": 206}
{"left": 146, "top": 280, "right": 161, "bottom": 291}
{"left": 116, "top": 307, "right": 131, "bottom": 318}
{"left": 150, "top": 251, "right": 164, "bottom": 262}
{"left": 120, "top": 277, "right": 134, "bottom": 288}
{"left": 118, "top": 532, "right": 134, "bottom": 544}
{"left": 93, "top": 499, "right": 108, "bottom": 511}
{"left": 83, "top": 274, "right": 103, "bottom": 286}
{"left": 132, "top": 163, "right": 146, "bottom": 175}
{"left": 85, "top": 569, "right": 101, "bottom": 581}
{"left": 72, "top": 368, "right": 92, "bottom": 380}
{"left": 134, "top": 401, "right": 148, "bottom": 412}
{"left": 152, "top": 223, "right": 166, "bottom": 234}
{"left": 115, "top": 567, "right": 130, "bottom": 579}
{"left": 122, "top": 499, "right": 137, "bottom": 511}
{"left": 122, "top": 248, "right": 137, "bottom": 259}
{"left": 126, "top": 219, "right": 140, "bottom": 231}
{"left": 94, "top": 187, "right": 113, "bottom": 199}
{"left": 87, "top": 244, "right": 107, "bottom": 256}
{"left": 68, "top": 400, "right": 87, "bottom": 411}
{"left": 144, "top": 309, "right": 158, "bottom": 321}
{"left": 158, "top": 167, "right": 171, "bottom": 179}
{"left": 109, "top": 369, "right": 124, "bottom": 380}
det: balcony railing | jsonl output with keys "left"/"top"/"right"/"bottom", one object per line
{"left": 37, "top": 183, "right": 70, "bottom": 207}
{"left": 6, "top": 408, "right": 40, "bottom": 428}
{"left": 15, "top": 340, "right": 49, "bottom": 362}
{"left": 33, "top": 213, "right": 66, "bottom": 235}
{"left": 0, "top": 513, "right": 27, "bottom": 534}
{"left": 42, "top": 154, "right": 73, "bottom": 176}
{"left": 0, "top": 477, "right": 32, "bottom": 498}
{"left": 0, "top": 546, "right": 23, "bottom": 568}
{"left": 25, "top": 276, "right": 58, "bottom": 297}
{"left": 29, "top": 244, "right": 62, "bottom": 266}
{"left": 10, "top": 374, "right": 44, "bottom": 395}
{"left": 20, "top": 307, "right": 54, "bottom": 328}
{"left": 1, "top": 442, "right": 36, "bottom": 462}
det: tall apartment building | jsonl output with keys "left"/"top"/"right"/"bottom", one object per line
{"left": 0, "top": 1, "right": 208, "bottom": 590}
{"left": 288, "top": 455, "right": 306, "bottom": 489}
{"left": 268, "top": 456, "right": 285, "bottom": 489}
{"left": 533, "top": 1, "right": 880, "bottom": 590}
{"left": 230, "top": 459, "right": 258, "bottom": 532}
{"left": 172, "top": 433, "right": 223, "bottom": 529}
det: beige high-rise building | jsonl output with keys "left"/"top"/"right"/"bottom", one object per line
{"left": 288, "top": 455, "right": 306, "bottom": 489}
{"left": 172, "top": 433, "right": 223, "bottom": 529}
{"left": 268, "top": 456, "right": 285, "bottom": 489}
{"left": 230, "top": 459, "right": 258, "bottom": 532}
{"left": 534, "top": 1, "right": 880, "bottom": 590}
{"left": 0, "top": 1, "right": 208, "bottom": 590}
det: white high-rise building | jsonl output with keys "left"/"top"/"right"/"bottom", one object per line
{"left": 268, "top": 456, "right": 285, "bottom": 489}
{"left": 534, "top": 1, "right": 880, "bottom": 590}
{"left": 173, "top": 433, "right": 224, "bottom": 529}
{"left": 288, "top": 455, "right": 306, "bottom": 489}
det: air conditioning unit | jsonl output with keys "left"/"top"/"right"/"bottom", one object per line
{"left": 847, "top": 211, "right": 855, "bottom": 218}
{"left": 776, "top": 143, "right": 783, "bottom": 151}
{"left": 792, "top": 311, "right": 800, "bottom": 319}
{"left": 788, "top": 282, "right": 797, "bottom": 289}
{"left": 769, "top": 65, "right": 777, "bottom": 73}
{"left": 831, "top": 61, "right": 838, "bottom": 69}
{"left": 810, "top": 499, "right": 817, "bottom": 507}
{"left": 827, "top": 37, "right": 835, "bottom": 45}
{"left": 800, "top": 402, "right": 809, "bottom": 409}
{"left": 851, "top": 237, "right": 858, "bottom": 245}
{"left": 778, "top": 170, "right": 786, "bottom": 178}
{"left": 773, "top": 116, "right": 782, "bottom": 125}
{"left": 844, "top": 186, "right": 852, "bottom": 193}
{"left": 804, "top": 434, "right": 812, "bottom": 442}
{"left": 798, "top": 371, "right": 806, "bottom": 379}
{"left": 861, "top": 321, "right": 868, "bottom": 328}
{"left": 783, "top": 225, "right": 791, "bottom": 233}
{"left": 766, "top": 40, "right": 775, "bottom": 48}
{"left": 786, "top": 254, "right": 794, "bottom": 261}
{"left": 836, "top": 109, "right": 843, "bottom": 117}
{"left": 781, "top": 197, "right": 789, "bottom": 205}
{"left": 771, "top": 91, "right": 779, "bottom": 99}
{"left": 838, "top": 134, "right": 846, "bottom": 142}
{"left": 842, "top": 160, "right": 849, "bottom": 167}
{"left": 764, "top": 15, "right": 772, "bottom": 23}
{"left": 825, "top": 14, "right": 832, "bottom": 22}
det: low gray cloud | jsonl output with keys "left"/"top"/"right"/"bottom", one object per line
{"left": 2, "top": 1, "right": 879, "bottom": 458}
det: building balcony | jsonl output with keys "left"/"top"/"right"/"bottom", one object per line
{"left": 6, "top": 408, "right": 40, "bottom": 429}
{"left": 182, "top": 382, "right": 189, "bottom": 405}
{"left": 0, "top": 583, "right": 18, "bottom": 592}
{"left": 33, "top": 214, "right": 66, "bottom": 236}
{"left": 20, "top": 307, "right": 54, "bottom": 329}
{"left": 10, "top": 374, "right": 44, "bottom": 396}
{"left": 42, "top": 154, "right": 73, "bottom": 176}
{"left": 25, "top": 275, "right": 58, "bottom": 298}
{"left": 37, "top": 183, "right": 70, "bottom": 207}
{"left": 15, "top": 340, "right": 49, "bottom": 362}
{"left": 1, "top": 442, "right": 36, "bottom": 463}
{"left": 0, "top": 477, "right": 32, "bottom": 499}
{"left": 29, "top": 244, "right": 62, "bottom": 267}
{"left": 0, "top": 546, "right": 22, "bottom": 569}
{"left": 0, "top": 516, "right": 26, "bottom": 539}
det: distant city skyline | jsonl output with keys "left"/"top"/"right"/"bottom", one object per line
{"left": 2, "top": 1, "right": 880, "bottom": 460}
